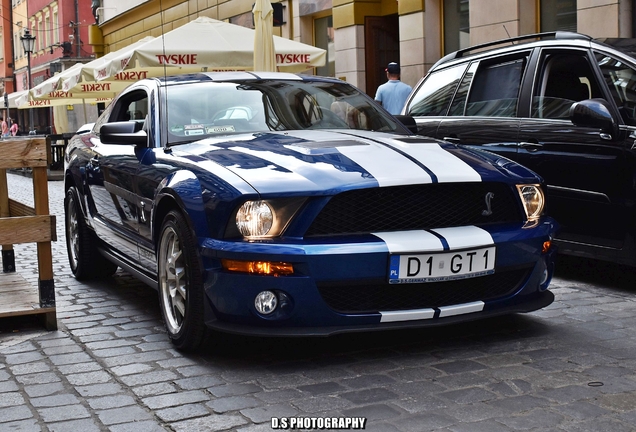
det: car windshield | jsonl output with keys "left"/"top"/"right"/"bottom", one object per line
{"left": 164, "top": 79, "right": 401, "bottom": 144}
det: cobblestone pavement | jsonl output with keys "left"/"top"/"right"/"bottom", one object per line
{"left": 2, "top": 172, "right": 636, "bottom": 431}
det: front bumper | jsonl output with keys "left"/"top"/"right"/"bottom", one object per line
{"left": 199, "top": 220, "right": 558, "bottom": 336}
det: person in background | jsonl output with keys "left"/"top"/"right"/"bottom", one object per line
{"left": 374, "top": 62, "right": 412, "bottom": 115}
{"left": 0, "top": 116, "right": 8, "bottom": 137}
{"left": 10, "top": 120, "right": 18, "bottom": 136}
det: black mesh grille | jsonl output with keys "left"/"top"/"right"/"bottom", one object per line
{"left": 317, "top": 267, "right": 532, "bottom": 313}
{"left": 305, "top": 182, "right": 522, "bottom": 237}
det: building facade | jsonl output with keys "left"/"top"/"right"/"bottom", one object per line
{"left": 90, "top": 0, "right": 635, "bottom": 99}
{"left": 1, "top": 0, "right": 95, "bottom": 134}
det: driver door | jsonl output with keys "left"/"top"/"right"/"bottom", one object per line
{"left": 85, "top": 90, "right": 149, "bottom": 262}
{"left": 517, "top": 49, "right": 633, "bottom": 248}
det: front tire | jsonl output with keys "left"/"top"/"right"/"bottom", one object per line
{"left": 65, "top": 187, "right": 118, "bottom": 280}
{"left": 157, "top": 210, "right": 207, "bottom": 350}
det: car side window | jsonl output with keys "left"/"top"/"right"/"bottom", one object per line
{"left": 595, "top": 51, "right": 636, "bottom": 126}
{"left": 110, "top": 90, "right": 149, "bottom": 124}
{"left": 532, "top": 52, "right": 602, "bottom": 119}
{"left": 465, "top": 56, "right": 527, "bottom": 117}
{"left": 406, "top": 63, "right": 467, "bottom": 116}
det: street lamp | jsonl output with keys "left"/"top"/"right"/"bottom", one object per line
{"left": 20, "top": 29, "right": 36, "bottom": 135}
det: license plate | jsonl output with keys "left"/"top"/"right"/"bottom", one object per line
{"left": 388, "top": 246, "right": 496, "bottom": 283}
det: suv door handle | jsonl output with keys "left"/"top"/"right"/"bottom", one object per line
{"left": 443, "top": 136, "right": 461, "bottom": 143}
{"left": 520, "top": 142, "right": 543, "bottom": 152}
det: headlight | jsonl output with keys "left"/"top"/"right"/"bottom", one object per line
{"left": 226, "top": 198, "right": 307, "bottom": 239}
{"left": 516, "top": 184, "right": 544, "bottom": 221}
{"left": 236, "top": 200, "right": 273, "bottom": 237}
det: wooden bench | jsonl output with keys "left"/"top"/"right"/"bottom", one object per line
{"left": 0, "top": 137, "right": 57, "bottom": 330}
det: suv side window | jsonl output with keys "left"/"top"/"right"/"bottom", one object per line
{"left": 595, "top": 51, "right": 636, "bottom": 126}
{"left": 406, "top": 63, "right": 467, "bottom": 116}
{"left": 532, "top": 51, "right": 602, "bottom": 119}
{"left": 465, "top": 56, "right": 527, "bottom": 117}
{"left": 448, "top": 62, "right": 478, "bottom": 116}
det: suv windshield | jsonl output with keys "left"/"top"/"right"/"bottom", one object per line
{"left": 164, "top": 80, "right": 400, "bottom": 144}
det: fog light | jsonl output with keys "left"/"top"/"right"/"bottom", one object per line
{"left": 255, "top": 291, "right": 278, "bottom": 314}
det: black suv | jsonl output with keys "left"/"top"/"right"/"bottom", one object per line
{"left": 404, "top": 31, "right": 636, "bottom": 266}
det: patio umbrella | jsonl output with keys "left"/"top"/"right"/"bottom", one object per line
{"left": 11, "top": 18, "right": 325, "bottom": 109}
{"left": 28, "top": 63, "right": 86, "bottom": 101}
{"left": 253, "top": 0, "right": 277, "bottom": 72}
{"left": 0, "top": 91, "right": 28, "bottom": 109}
{"left": 60, "top": 36, "right": 157, "bottom": 94}
{"left": 21, "top": 37, "right": 157, "bottom": 105}
{"left": 98, "top": 17, "right": 326, "bottom": 81}
{"left": 15, "top": 93, "right": 112, "bottom": 109}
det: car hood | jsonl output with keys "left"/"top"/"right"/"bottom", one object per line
{"left": 171, "top": 130, "right": 539, "bottom": 195}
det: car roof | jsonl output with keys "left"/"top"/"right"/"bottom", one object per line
{"left": 432, "top": 31, "right": 594, "bottom": 70}
{"left": 151, "top": 71, "right": 344, "bottom": 87}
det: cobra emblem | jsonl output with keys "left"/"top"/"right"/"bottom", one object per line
{"left": 481, "top": 192, "right": 495, "bottom": 216}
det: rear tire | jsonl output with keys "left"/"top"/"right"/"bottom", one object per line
{"left": 157, "top": 210, "right": 208, "bottom": 350}
{"left": 65, "top": 187, "right": 118, "bottom": 280}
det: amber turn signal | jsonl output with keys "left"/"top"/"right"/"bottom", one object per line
{"left": 542, "top": 240, "right": 551, "bottom": 254}
{"left": 221, "top": 259, "right": 294, "bottom": 276}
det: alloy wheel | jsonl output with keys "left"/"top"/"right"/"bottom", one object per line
{"left": 159, "top": 225, "right": 188, "bottom": 335}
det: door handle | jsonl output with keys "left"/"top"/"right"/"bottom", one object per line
{"left": 443, "top": 136, "right": 461, "bottom": 143}
{"left": 520, "top": 142, "right": 543, "bottom": 152}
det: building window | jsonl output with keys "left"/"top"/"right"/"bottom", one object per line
{"left": 45, "top": 12, "right": 51, "bottom": 49}
{"left": 540, "top": 0, "right": 576, "bottom": 32}
{"left": 52, "top": 10, "right": 59, "bottom": 44}
{"left": 443, "top": 0, "right": 469, "bottom": 54}
{"left": 14, "top": 31, "right": 19, "bottom": 59}
{"left": 314, "top": 16, "right": 334, "bottom": 77}
{"left": 38, "top": 18, "right": 44, "bottom": 52}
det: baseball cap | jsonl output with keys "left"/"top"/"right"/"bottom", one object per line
{"left": 386, "top": 62, "right": 400, "bottom": 74}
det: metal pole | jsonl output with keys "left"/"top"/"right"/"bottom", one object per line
{"left": 75, "top": 0, "right": 80, "bottom": 57}
{"left": 27, "top": 52, "right": 34, "bottom": 135}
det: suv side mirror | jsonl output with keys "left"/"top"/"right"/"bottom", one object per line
{"left": 569, "top": 98, "right": 619, "bottom": 139}
{"left": 100, "top": 121, "right": 148, "bottom": 146}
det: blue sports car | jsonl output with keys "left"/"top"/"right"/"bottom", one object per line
{"left": 64, "top": 72, "right": 558, "bottom": 350}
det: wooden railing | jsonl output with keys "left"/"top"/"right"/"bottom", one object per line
{"left": 0, "top": 137, "right": 57, "bottom": 330}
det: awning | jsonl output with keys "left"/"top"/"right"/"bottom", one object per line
{"left": 0, "top": 91, "right": 28, "bottom": 109}
{"left": 96, "top": 17, "right": 326, "bottom": 81}
{"left": 16, "top": 17, "right": 326, "bottom": 106}
{"left": 19, "top": 37, "right": 156, "bottom": 105}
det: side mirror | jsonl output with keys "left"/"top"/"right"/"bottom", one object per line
{"left": 394, "top": 115, "right": 418, "bottom": 134}
{"left": 100, "top": 121, "right": 147, "bottom": 146}
{"left": 569, "top": 98, "right": 619, "bottom": 139}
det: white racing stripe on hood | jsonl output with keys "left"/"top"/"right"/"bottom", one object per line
{"left": 336, "top": 143, "right": 433, "bottom": 187}
{"left": 431, "top": 226, "right": 494, "bottom": 249}
{"left": 392, "top": 142, "right": 482, "bottom": 183}
{"left": 229, "top": 146, "right": 362, "bottom": 189}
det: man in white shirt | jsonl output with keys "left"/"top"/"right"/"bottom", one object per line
{"left": 374, "top": 62, "right": 412, "bottom": 115}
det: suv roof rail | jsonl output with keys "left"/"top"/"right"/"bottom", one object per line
{"left": 432, "top": 31, "right": 593, "bottom": 69}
